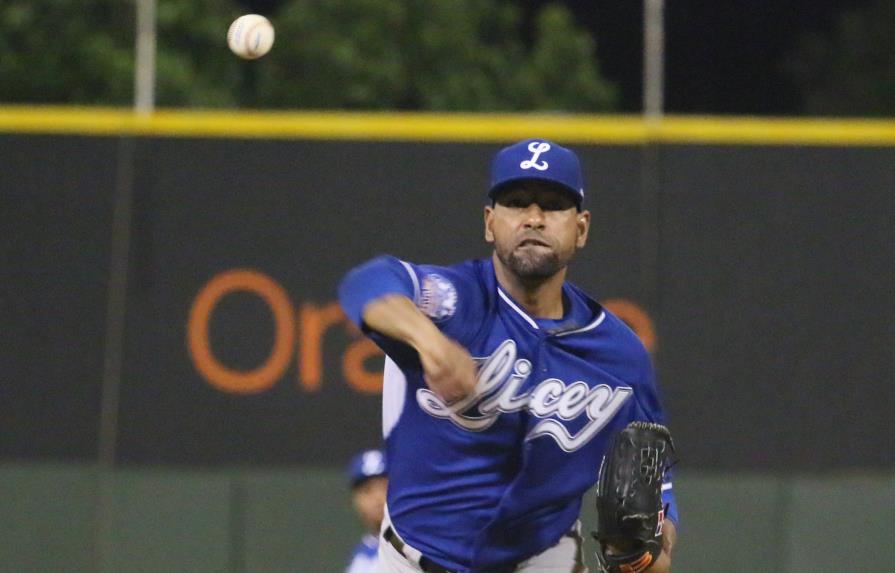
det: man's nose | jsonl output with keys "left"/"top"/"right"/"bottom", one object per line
{"left": 522, "top": 204, "right": 546, "bottom": 227}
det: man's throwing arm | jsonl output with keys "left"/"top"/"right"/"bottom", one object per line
{"left": 338, "top": 256, "right": 476, "bottom": 403}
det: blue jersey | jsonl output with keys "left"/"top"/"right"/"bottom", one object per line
{"left": 345, "top": 533, "right": 378, "bottom": 573}
{"left": 339, "top": 256, "right": 678, "bottom": 573}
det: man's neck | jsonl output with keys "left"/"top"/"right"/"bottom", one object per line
{"left": 492, "top": 252, "right": 567, "bottom": 319}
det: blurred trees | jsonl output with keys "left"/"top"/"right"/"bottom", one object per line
{"left": 255, "top": 0, "right": 617, "bottom": 111}
{"left": 0, "top": 1, "right": 135, "bottom": 104}
{"left": 785, "top": 0, "right": 895, "bottom": 116}
{"left": 152, "top": 0, "right": 244, "bottom": 106}
{"left": 0, "top": 0, "right": 240, "bottom": 107}
{"left": 0, "top": 0, "right": 618, "bottom": 112}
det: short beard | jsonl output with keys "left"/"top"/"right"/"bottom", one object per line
{"left": 497, "top": 247, "right": 565, "bottom": 281}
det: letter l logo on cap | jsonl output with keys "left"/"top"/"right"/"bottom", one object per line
{"left": 520, "top": 141, "right": 551, "bottom": 171}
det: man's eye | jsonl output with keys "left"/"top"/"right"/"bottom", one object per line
{"left": 506, "top": 198, "right": 528, "bottom": 208}
{"left": 542, "top": 201, "right": 567, "bottom": 211}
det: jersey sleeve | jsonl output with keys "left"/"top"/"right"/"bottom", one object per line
{"left": 338, "top": 256, "right": 484, "bottom": 364}
{"left": 338, "top": 255, "right": 418, "bottom": 327}
{"left": 662, "top": 468, "right": 679, "bottom": 526}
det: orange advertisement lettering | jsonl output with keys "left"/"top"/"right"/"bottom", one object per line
{"left": 187, "top": 270, "right": 656, "bottom": 395}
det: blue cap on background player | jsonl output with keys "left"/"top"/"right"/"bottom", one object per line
{"left": 488, "top": 138, "right": 584, "bottom": 207}
{"left": 346, "top": 448, "right": 387, "bottom": 488}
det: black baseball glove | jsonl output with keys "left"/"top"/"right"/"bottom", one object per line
{"left": 593, "top": 421, "right": 675, "bottom": 573}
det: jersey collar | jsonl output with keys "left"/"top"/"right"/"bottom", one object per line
{"left": 489, "top": 259, "right": 605, "bottom": 336}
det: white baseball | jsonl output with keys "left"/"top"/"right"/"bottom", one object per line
{"left": 227, "top": 14, "right": 275, "bottom": 60}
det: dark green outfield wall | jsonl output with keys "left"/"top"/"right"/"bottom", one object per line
{"left": 2, "top": 464, "right": 894, "bottom": 573}
{"left": 2, "top": 135, "right": 892, "bottom": 471}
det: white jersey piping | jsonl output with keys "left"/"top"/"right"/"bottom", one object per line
{"left": 496, "top": 287, "right": 540, "bottom": 330}
{"left": 553, "top": 311, "right": 607, "bottom": 337}
{"left": 398, "top": 260, "right": 420, "bottom": 303}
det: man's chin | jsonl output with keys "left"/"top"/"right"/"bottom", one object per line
{"left": 506, "top": 253, "right": 562, "bottom": 279}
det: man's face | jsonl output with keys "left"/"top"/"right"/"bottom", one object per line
{"left": 484, "top": 182, "right": 590, "bottom": 280}
{"left": 352, "top": 476, "right": 387, "bottom": 533}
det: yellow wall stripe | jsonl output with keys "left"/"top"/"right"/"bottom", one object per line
{"left": 0, "top": 106, "right": 893, "bottom": 146}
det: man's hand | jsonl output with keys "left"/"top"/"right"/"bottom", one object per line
{"left": 362, "top": 294, "right": 477, "bottom": 403}
{"left": 648, "top": 519, "right": 676, "bottom": 573}
{"left": 414, "top": 330, "right": 477, "bottom": 404}
{"left": 604, "top": 518, "right": 675, "bottom": 572}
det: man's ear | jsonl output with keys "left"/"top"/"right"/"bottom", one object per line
{"left": 576, "top": 209, "right": 591, "bottom": 248}
{"left": 484, "top": 205, "right": 495, "bottom": 243}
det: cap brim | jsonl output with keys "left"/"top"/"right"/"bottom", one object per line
{"left": 488, "top": 176, "right": 582, "bottom": 205}
{"left": 350, "top": 474, "right": 387, "bottom": 489}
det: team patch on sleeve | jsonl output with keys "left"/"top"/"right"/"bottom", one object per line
{"left": 417, "top": 274, "right": 457, "bottom": 321}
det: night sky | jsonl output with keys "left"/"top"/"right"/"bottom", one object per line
{"left": 239, "top": 0, "right": 876, "bottom": 115}
{"left": 552, "top": 0, "right": 874, "bottom": 114}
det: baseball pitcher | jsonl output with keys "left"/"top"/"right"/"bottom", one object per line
{"left": 338, "top": 139, "right": 678, "bottom": 573}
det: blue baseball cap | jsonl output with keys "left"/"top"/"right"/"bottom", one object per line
{"left": 346, "top": 449, "right": 387, "bottom": 488}
{"left": 488, "top": 138, "right": 584, "bottom": 207}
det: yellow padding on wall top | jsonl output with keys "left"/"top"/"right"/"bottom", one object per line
{"left": 0, "top": 105, "right": 894, "bottom": 146}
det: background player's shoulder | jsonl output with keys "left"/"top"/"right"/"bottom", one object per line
{"left": 345, "top": 535, "right": 378, "bottom": 573}
{"left": 353, "top": 533, "right": 378, "bottom": 557}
